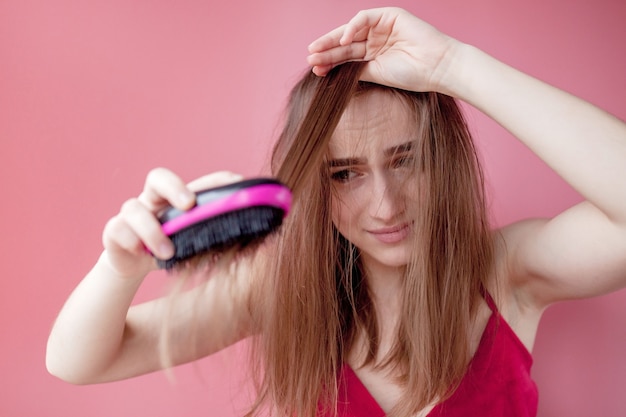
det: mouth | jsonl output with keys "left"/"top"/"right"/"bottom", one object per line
{"left": 367, "top": 223, "right": 411, "bottom": 244}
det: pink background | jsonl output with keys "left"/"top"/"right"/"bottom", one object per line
{"left": 1, "top": 0, "right": 625, "bottom": 416}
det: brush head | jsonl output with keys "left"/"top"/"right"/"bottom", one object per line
{"left": 156, "top": 178, "right": 291, "bottom": 270}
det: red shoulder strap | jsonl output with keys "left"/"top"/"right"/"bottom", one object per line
{"left": 480, "top": 285, "right": 499, "bottom": 314}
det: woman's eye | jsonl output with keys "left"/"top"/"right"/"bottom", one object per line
{"left": 330, "top": 169, "right": 357, "bottom": 183}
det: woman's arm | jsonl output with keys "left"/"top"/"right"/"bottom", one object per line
{"left": 449, "top": 45, "right": 626, "bottom": 306}
{"left": 307, "top": 7, "right": 626, "bottom": 307}
{"left": 46, "top": 169, "right": 255, "bottom": 384}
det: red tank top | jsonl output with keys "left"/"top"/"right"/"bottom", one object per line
{"left": 327, "top": 292, "right": 538, "bottom": 416}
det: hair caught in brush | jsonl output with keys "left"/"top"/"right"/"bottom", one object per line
{"left": 156, "top": 178, "right": 292, "bottom": 271}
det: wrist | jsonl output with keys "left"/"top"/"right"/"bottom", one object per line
{"left": 96, "top": 251, "right": 151, "bottom": 284}
{"left": 431, "top": 41, "right": 479, "bottom": 99}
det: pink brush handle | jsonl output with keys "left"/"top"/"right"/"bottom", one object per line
{"left": 161, "top": 183, "right": 292, "bottom": 236}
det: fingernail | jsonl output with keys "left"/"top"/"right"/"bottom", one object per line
{"left": 179, "top": 192, "right": 195, "bottom": 206}
{"left": 160, "top": 242, "right": 175, "bottom": 259}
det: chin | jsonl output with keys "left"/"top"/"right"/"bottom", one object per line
{"left": 362, "top": 248, "right": 411, "bottom": 270}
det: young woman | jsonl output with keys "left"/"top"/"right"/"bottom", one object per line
{"left": 46, "top": 7, "right": 626, "bottom": 417}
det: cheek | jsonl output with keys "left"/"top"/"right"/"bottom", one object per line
{"left": 404, "top": 176, "right": 426, "bottom": 210}
{"left": 331, "top": 191, "right": 359, "bottom": 234}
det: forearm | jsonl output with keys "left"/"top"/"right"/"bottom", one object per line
{"left": 46, "top": 251, "right": 147, "bottom": 384}
{"left": 442, "top": 43, "right": 626, "bottom": 223}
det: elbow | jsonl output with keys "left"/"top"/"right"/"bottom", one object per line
{"left": 46, "top": 359, "right": 98, "bottom": 386}
{"left": 45, "top": 339, "right": 97, "bottom": 385}
{"left": 45, "top": 352, "right": 83, "bottom": 385}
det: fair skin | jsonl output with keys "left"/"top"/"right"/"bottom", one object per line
{"left": 47, "top": 6, "right": 626, "bottom": 414}
{"left": 329, "top": 90, "right": 420, "bottom": 274}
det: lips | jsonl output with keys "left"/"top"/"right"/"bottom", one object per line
{"left": 368, "top": 223, "right": 411, "bottom": 244}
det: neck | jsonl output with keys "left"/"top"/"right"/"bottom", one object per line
{"left": 361, "top": 254, "right": 404, "bottom": 328}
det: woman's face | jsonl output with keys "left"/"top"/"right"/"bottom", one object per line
{"left": 328, "top": 90, "right": 421, "bottom": 272}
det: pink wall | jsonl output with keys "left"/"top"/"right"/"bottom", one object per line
{"left": 1, "top": 0, "right": 625, "bottom": 416}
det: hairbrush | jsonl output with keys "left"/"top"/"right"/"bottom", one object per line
{"left": 155, "top": 177, "right": 291, "bottom": 270}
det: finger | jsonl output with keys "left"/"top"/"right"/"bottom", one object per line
{"left": 307, "top": 42, "right": 367, "bottom": 69}
{"left": 139, "top": 167, "right": 194, "bottom": 211}
{"left": 311, "top": 64, "right": 334, "bottom": 77}
{"left": 339, "top": 10, "right": 372, "bottom": 45}
{"left": 308, "top": 24, "right": 349, "bottom": 53}
{"left": 118, "top": 198, "right": 175, "bottom": 260}
{"left": 341, "top": 8, "right": 391, "bottom": 46}
{"left": 307, "top": 8, "right": 381, "bottom": 53}
{"left": 103, "top": 216, "right": 148, "bottom": 257}
{"left": 186, "top": 171, "right": 244, "bottom": 193}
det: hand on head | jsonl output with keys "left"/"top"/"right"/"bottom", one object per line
{"left": 306, "top": 7, "right": 459, "bottom": 93}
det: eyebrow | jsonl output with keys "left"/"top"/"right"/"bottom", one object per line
{"left": 327, "top": 141, "right": 416, "bottom": 168}
{"left": 327, "top": 157, "right": 364, "bottom": 168}
{"left": 384, "top": 141, "right": 415, "bottom": 158}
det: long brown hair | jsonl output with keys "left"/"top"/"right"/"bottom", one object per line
{"left": 247, "top": 62, "right": 494, "bottom": 417}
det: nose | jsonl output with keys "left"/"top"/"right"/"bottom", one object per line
{"left": 368, "top": 173, "right": 405, "bottom": 222}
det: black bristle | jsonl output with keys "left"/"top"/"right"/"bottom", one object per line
{"left": 156, "top": 206, "right": 285, "bottom": 270}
